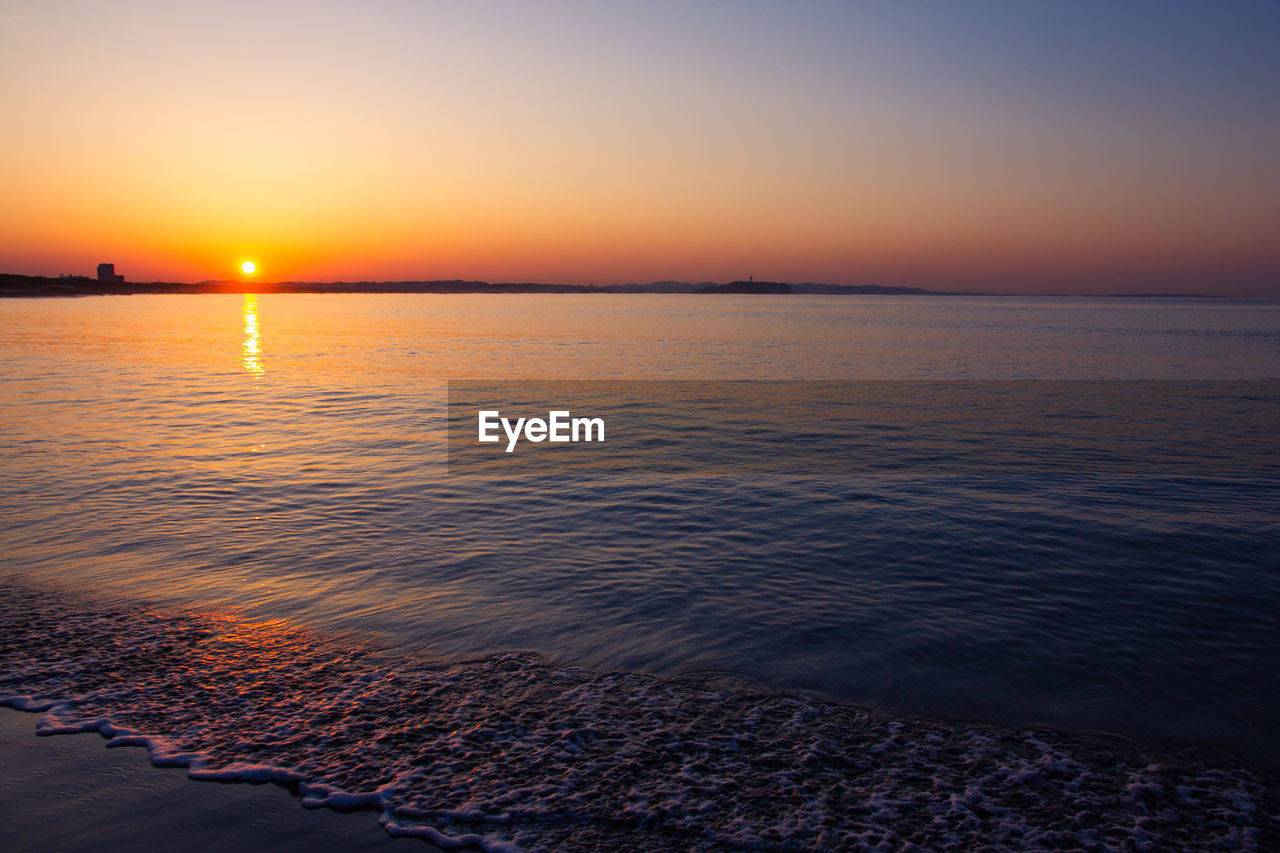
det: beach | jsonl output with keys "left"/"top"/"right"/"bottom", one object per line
{"left": 2, "top": 293, "right": 1278, "bottom": 849}
{"left": 5, "top": 1, "right": 1280, "bottom": 848}
{"left": 3, "top": 578, "right": 1277, "bottom": 850}
{"left": 0, "top": 707, "right": 429, "bottom": 852}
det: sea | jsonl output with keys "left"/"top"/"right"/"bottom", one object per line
{"left": 1, "top": 293, "right": 1278, "bottom": 850}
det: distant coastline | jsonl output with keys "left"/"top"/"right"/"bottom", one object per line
{"left": 0, "top": 273, "right": 974, "bottom": 297}
{"left": 0, "top": 272, "right": 1220, "bottom": 299}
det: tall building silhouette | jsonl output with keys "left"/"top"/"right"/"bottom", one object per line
{"left": 97, "top": 263, "right": 124, "bottom": 283}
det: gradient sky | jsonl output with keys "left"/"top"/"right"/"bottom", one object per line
{"left": 2, "top": 0, "right": 1278, "bottom": 293}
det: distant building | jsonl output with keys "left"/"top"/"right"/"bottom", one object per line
{"left": 97, "top": 263, "right": 125, "bottom": 283}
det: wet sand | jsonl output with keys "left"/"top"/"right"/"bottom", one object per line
{"left": 0, "top": 708, "right": 437, "bottom": 852}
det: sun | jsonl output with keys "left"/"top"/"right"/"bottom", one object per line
{"left": 241, "top": 260, "right": 257, "bottom": 276}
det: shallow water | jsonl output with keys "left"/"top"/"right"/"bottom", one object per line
{"left": 1, "top": 294, "right": 1279, "bottom": 848}
{"left": 3, "top": 581, "right": 1274, "bottom": 851}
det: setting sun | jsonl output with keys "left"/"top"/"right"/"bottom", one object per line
{"left": 241, "top": 261, "right": 257, "bottom": 276}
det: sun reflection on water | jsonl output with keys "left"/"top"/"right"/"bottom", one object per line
{"left": 242, "top": 294, "right": 264, "bottom": 375}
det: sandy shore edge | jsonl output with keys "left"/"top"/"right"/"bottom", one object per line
{"left": 0, "top": 707, "right": 440, "bottom": 852}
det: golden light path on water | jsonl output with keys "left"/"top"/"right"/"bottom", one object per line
{"left": 242, "top": 294, "right": 263, "bottom": 375}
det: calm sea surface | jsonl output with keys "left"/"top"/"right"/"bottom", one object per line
{"left": 2, "top": 294, "right": 1278, "bottom": 849}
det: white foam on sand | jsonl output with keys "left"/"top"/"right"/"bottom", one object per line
{"left": 2, "top": 579, "right": 1276, "bottom": 851}
{"left": 0, "top": 706, "right": 429, "bottom": 852}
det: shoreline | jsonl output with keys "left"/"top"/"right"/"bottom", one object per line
{"left": 0, "top": 706, "right": 436, "bottom": 852}
{"left": 0, "top": 272, "right": 1076, "bottom": 298}
{"left": 4, "top": 578, "right": 1277, "bottom": 851}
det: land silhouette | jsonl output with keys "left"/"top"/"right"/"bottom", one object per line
{"left": 2, "top": 273, "right": 983, "bottom": 298}
{"left": 1, "top": 273, "right": 1215, "bottom": 299}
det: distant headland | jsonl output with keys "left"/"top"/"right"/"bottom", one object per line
{"left": 1, "top": 272, "right": 992, "bottom": 298}
{"left": 1, "top": 272, "right": 1223, "bottom": 299}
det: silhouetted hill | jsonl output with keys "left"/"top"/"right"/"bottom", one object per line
{"left": 606, "top": 280, "right": 986, "bottom": 295}
{"left": 697, "top": 281, "right": 790, "bottom": 294}
{"left": 1, "top": 273, "right": 1005, "bottom": 299}
{"left": 0, "top": 273, "right": 119, "bottom": 296}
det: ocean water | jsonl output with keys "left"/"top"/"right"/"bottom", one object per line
{"left": 2, "top": 294, "right": 1278, "bottom": 850}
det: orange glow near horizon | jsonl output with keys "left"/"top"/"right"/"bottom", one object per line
{"left": 1, "top": 3, "right": 1277, "bottom": 294}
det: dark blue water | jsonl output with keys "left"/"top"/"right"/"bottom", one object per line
{"left": 1, "top": 294, "right": 1278, "bottom": 849}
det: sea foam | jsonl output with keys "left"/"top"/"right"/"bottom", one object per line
{"left": 1, "top": 579, "right": 1274, "bottom": 851}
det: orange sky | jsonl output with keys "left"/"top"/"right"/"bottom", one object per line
{"left": 2, "top": 1, "right": 1278, "bottom": 294}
